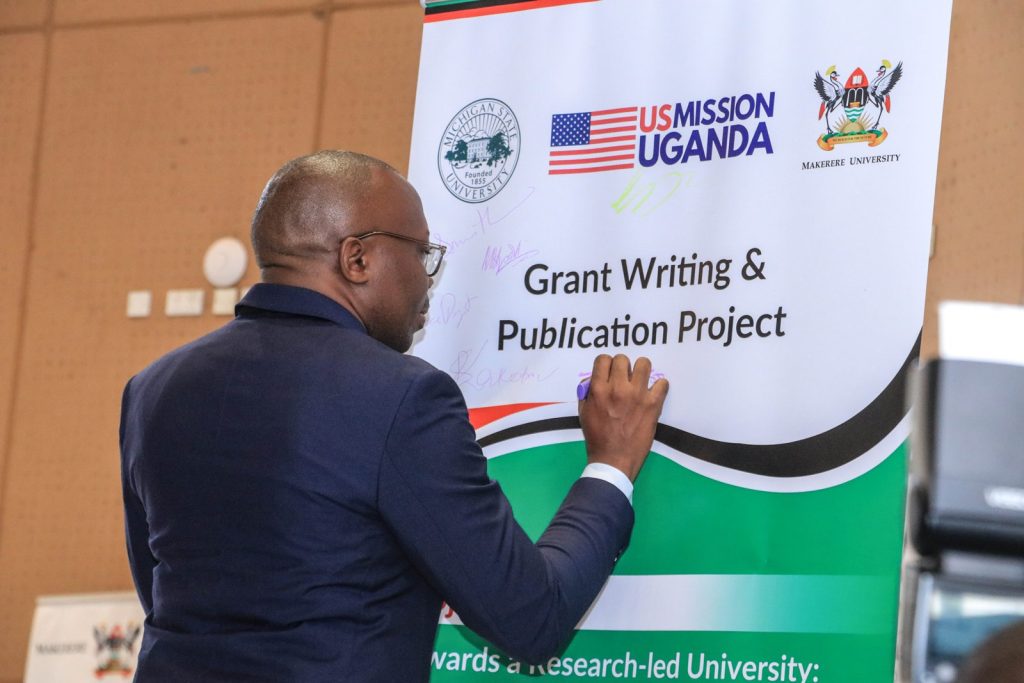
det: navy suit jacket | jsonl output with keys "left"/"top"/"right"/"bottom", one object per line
{"left": 120, "top": 283, "right": 633, "bottom": 682}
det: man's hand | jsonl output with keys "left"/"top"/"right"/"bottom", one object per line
{"left": 578, "top": 354, "right": 669, "bottom": 482}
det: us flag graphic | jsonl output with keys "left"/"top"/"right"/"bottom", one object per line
{"left": 548, "top": 107, "right": 638, "bottom": 174}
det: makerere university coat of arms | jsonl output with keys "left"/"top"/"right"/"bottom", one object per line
{"left": 813, "top": 60, "right": 902, "bottom": 150}
{"left": 93, "top": 622, "right": 141, "bottom": 677}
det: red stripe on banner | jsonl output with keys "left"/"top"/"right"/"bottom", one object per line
{"left": 591, "top": 106, "right": 638, "bottom": 116}
{"left": 549, "top": 144, "right": 635, "bottom": 157}
{"left": 549, "top": 163, "right": 635, "bottom": 175}
{"left": 424, "top": 0, "right": 598, "bottom": 23}
{"left": 549, "top": 154, "right": 635, "bottom": 166}
{"left": 467, "top": 402, "right": 558, "bottom": 430}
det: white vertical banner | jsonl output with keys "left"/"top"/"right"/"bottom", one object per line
{"left": 409, "top": 1, "right": 952, "bottom": 680}
{"left": 24, "top": 593, "right": 144, "bottom": 682}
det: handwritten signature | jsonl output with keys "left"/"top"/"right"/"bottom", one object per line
{"left": 434, "top": 186, "right": 536, "bottom": 256}
{"left": 426, "top": 292, "right": 476, "bottom": 329}
{"left": 577, "top": 369, "right": 666, "bottom": 385}
{"left": 611, "top": 170, "right": 694, "bottom": 217}
{"left": 449, "top": 342, "right": 558, "bottom": 391}
{"left": 481, "top": 241, "right": 540, "bottom": 275}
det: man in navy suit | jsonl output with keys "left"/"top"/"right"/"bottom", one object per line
{"left": 120, "top": 151, "right": 668, "bottom": 681}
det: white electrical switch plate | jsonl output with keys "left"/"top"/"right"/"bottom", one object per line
{"left": 165, "top": 289, "right": 204, "bottom": 317}
{"left": 211, "top": 288, "right": 238, "bottom": 315}
{"left": 126, "top": 290, "right": 152, "bottom": 318}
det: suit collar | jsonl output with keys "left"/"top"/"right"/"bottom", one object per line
{"left": 236, "top": 283, "right": 367, "bottom": 333}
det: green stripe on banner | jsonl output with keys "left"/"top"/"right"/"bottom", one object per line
{"left": 425, "top": 0, "right": 478, "bottom": 7}
{"left": 425, "top": 0, "right": 596, "bottom": 15}
{"left": 425, "top": 0, "right": 530, "bottom": 11}
{"left": 428, "top": 444, "right": 908, "bottom": 680}
{"left": 490, "top": 442, "right": 908, "bottom": 576}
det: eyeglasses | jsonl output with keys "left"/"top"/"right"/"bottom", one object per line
{"left": 351, "top": 230, "right": 447, "bottom": 276}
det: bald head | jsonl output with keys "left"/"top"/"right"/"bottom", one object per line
{"left": 249, "top": 150, "right": 435, "bottom": 351}
{"left": 251, "top": 150, "right": 399, "bottom": 272}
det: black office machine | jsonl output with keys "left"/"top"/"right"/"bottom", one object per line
{"left": 902, "top": 359, "right": 1024, "bottom": 682}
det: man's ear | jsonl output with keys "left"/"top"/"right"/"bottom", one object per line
{"left": 338, "top": 236, "right": 371, "bottom": 284}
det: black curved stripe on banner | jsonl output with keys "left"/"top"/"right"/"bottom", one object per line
{"left": 478, "top": 416, "right": 581, "bottom": 448}
{"left": 426, "top": 0, "right": 534, "bottom": 15}
{"left": 478, "top": 334, "right": 921, "bottom": 477}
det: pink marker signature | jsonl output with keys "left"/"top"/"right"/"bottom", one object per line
{"left": 449, "top": 342, "right": 557, "bottom": 391}
{"left": 426, "top": 292, "right": 476, "bottom": 328}
{"left": 481, "top": 241, "right": 540, "bottom": 275}
{"left": 434, "top": 187, "right": 536, "bottom": 256}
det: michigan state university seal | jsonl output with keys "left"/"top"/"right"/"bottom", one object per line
{"left": 437, "top": 98, "right": 520, "bottom": 203}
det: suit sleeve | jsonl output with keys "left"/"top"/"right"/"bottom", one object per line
{"left": 119, "top": 379, "right": 157, "bottom": 615}
{"left": 377, "top": 369, "right": 633, "bottom": 665}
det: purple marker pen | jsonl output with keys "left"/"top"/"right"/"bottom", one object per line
{"left": 576, "top": 378, "right": 591, "bottom": 401}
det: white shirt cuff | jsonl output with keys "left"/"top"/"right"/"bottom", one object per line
{"left": 580, "top": 463, "right": 633, "bottom": 505}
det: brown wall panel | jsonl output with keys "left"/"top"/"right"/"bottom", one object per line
{"left": 55, "top": 0, "right": 315, "bottom": 25}
{"left": 0, "top": 33, "right": 44, "bottom": 512}
{"left": 319, "top": 2, "right": 423, "bottom": 173}
{"left": 0, "top": 35, "right": 44, "bottom": 683}
{"left": 922, "top": 0, "right": 1024, "bottom": 357}
{"left": 0, "top": 0, "right": 47, "bottom": 29}
{"left": 0, "top": 14, "right": 321, "bottom": 678}
{"left": 0, "top": 0, "right": 1022, "bottom": 681}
